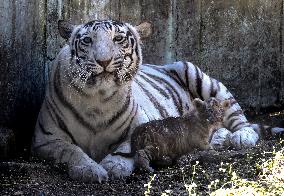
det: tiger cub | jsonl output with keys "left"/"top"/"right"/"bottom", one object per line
{"left": 112, "top": 98, "right": 231, "bottom": 172}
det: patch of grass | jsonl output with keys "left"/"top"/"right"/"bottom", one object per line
{"left": 139, "top": 140, "right": 284, "bottom": 195}
{"left": 184, "top": 161, "right": 199, "bottom": 196}
{"left": 210, "top": 142, "right": 284, "bottom": 196}
{"left": 144, "top": 174, "right": 156, "bottom": 196}
{"left": 178, "top": 140, "right": 284, "bottom": 196}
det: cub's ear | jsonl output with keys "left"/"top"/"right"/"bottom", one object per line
{"left": 222, "top": 100, "right": 231, "bottom": 109}
{"left": 135, "top": 22, "right": 152, "bottom": 39}
{"left": 58, "top": 20, "right": 75, "bottom": 40}
{"left": 193, "top": 98, "right": 205, "bottom": 110}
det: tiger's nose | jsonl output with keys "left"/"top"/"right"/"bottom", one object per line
{"left": 96, "top": 59, "right": 112, "bottom": 67}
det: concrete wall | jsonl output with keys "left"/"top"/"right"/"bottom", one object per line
{"left": 46, "top": 0, "right": 284, "bottom": 108}
{"left": 0, "top": 0, "right": 284, "bottom": 154}
{"left": 0, "top": 0, "right": 47, "bottom": 154}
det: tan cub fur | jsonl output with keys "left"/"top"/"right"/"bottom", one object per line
{"left": 113, "top": 98, "right": 231, "bottom": 172}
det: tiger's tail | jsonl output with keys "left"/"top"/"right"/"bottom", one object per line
{"left": 250, "top": 124, "right": 284, "bottom": 140}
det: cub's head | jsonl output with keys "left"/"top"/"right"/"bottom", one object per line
{"left": 193, "top": 98, "right": 231, "bottom": 126}
{"left": 58, "top": 20, "right": 151, "bottom": 88}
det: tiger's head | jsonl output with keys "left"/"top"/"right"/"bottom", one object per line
{"left": 58, "top": 20, "right": 151, "bottom": 89}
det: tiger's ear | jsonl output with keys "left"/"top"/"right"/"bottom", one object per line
{"left": 193, "top": 98, "right": 205, "bottom": 111}
{"left": 135, "top": 22, "right": 152, "bottom": 39}
{"left": 58, "top": 20, "right": 75, "bottom": 40}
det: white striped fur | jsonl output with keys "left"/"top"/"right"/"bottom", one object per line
{"left": 32, "top": 20, "right": 284, "bottom": 182}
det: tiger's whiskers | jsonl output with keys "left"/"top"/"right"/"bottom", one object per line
{"left": 68, "top": 58, "right": 92, "bottom": 90}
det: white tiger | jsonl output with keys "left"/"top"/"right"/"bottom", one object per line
{"left": 32, "top": 20, "right": 284, "bottom": 182}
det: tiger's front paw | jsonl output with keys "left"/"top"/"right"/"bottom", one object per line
{"left": 69, "top": 161, "right": 108, "bottom": 183}
{"left": 230, "top": 127, "right": 259, "bottom": 149}
{"left": 100, "top": 154, "right": 134, "bottom": 179}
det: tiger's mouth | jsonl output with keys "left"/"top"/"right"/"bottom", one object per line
{"left": 86, "top": 72, "right": 115, "bottom": 86}
{"left": 84, "top": 61, "right": 121, "bottom": 75}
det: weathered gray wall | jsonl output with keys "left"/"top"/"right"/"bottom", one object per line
{"left": 45, "top": 0, "right": 284, "bottom": 108}
{"left": 0, "top": 0, "right": 47, "bottom": 154}
{"left": 0, "top": 0, "right": 284, "bottom": 154}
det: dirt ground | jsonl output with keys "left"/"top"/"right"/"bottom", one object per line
{"left": 0, "top": 112, "right": 283, "bottom": 196}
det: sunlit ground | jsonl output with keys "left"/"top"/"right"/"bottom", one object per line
{"left": 144, "top": 140, "right": 284, "bottom": 196}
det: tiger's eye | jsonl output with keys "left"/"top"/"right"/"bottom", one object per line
{"left": 113, "top": 35, "right": 124, "bottom": 42}
{"left": 82, "top": 37, "right": 92, "bottom": 44}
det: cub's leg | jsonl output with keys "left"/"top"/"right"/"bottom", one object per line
{"left": 154, "top": 156, "right": 173, "bottom": 167}
{"left": 198, "top": 140, "right": 212, "bottom": 151}
{"left": 135, "top": 149, "right": 154, "bottom": 172}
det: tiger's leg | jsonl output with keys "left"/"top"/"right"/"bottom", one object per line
{"left": 161, "top": 61, "right": 284, "bottom": 149}
{"left": 100, "top": 141, "right": 135, "bottom": 179}
{"left": 33, "top": 139, "right": 108, "bottom": 183}
{"left": 33, "top": 112, "right": 108, "bottom": 183}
